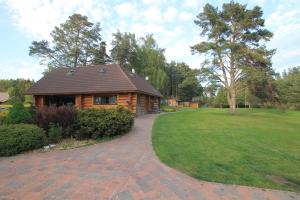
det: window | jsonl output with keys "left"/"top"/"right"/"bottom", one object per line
{"left": 94, "top": 96, "right": 117, "bottom": 105}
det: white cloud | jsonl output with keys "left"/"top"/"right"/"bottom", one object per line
{"left": 142, "top": 6, "right": 163, "bottom": 22}
{"left": 163, "top": 7, "right": 178, "bottom": 22}
{"left": 3, "top": 0, "right": 300, "bottom": 80}
{"left": 266, "top": 4, "right": 300, "bottom": 69}
{"left": 179, "top": 11, "right": 194, "bottom": 21}
{"left": 0, "top": 61, "right": 44, "bottom": 80}
{"left": 3, "top": 0, "right": 109, "bottom": 39}
{"left": 141, "top": 0, "right": 165, "bottom": 5}
{"left": 183, "top": 0, "right": 200, "bottom": 8}
{"left": 130, "top": 23, "right": 165, "bottom": 37}
{"left": 115, "top": 2, "right": 135, "bottom": 17}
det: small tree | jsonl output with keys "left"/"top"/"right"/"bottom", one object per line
{"left": 192, "top": 2, "right": 275, "bottom": 113}
{"left": 5, "top": 101, "right": 32, "bottom": 124}
{"left": 8, "top": 81, "right": 24, "bottom": 103}
{"left": 214, "top": 87, "right": 227, "bottom": 108}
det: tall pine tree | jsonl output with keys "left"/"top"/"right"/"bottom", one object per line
{"left": 192, "top": 2, "right": 275, "bottom": 113}
{"left": 29, "top": 14, "right": 109, "bottom": 69}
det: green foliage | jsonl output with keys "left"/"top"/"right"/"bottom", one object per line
{"left": 110, "top": 31, "right": 139, "bottom": 71}
{"left": 4, "top": 101, "right": 32, "bottom": 124}
{"left": 77, "top": 106, "right": 134, "bottom": 139}
{"left": 0, "top": 124, "right": 47, "bottom": 156}
{"left": 0, "top": 79, "right": 34, "bottom": 103}
{"left": 0, "top": 110, "right": 8, "bottom": 125}
{"left": 29, "top": 13, "right": 109, "bottom": 68}
{"left": 191, "top": 2, "right": 275, "bottom": 112}
{"left": 162, "top": 106, "right": 176, "bottom": 112}
{"left": 135, "top": 35, "right": 168, "bottom": 92}
{"left": 213, "top": 87, "right": 227, "bottom": 107}
{"left": 153, "top": 108, "right": 300, "bottom": 191}
{"left": 165, "top": 62, "right": 202, "bottom": 101}
{"left": 276, "top": 67, "right": 300, "bottom": 109}
{"left": 48, "top": 123, "right": 62, "bottom": 144}
{"left": 111, "top": 33, "right": 169, "bottom": 93}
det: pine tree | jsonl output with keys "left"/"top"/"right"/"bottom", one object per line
{"left": 192, "top": 2, "right": 275, "bottom": 113}
{"left": 29, "top": 14, "right": 108, "bottom": 68}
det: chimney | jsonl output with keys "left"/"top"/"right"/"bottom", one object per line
{"left": 131, "top": 68, "right": 135, "bottom": 74}
{"left": 145, "top": 76, "right": 149, "bottom": 81}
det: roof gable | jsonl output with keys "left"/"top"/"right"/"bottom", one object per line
{"left": 0, "top": 92, "right": 9, "bottom": 102}
{"left": 26, "top": 64, "right": 162, "bottom": 97}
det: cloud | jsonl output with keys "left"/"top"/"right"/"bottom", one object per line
{"left": 0, "top": 61, "right": 44, "bottom": 80}
{"left": 3, "top": 0, "right": 110, "bottom": 39}
{"left": 142, "top": 6, "right": 163, "bottom": 22}
{"left": 266, "top": 4, "right": 300, "bottom": 69}
{"left": 115, "top": 2, "right": 135, "bottom": 17}
{"left": 179, "top": 11, "right": 194, "bottom": 21}
{"left": 183, "top": 0, "right": 201, "bottom": 8}
{"left": 3, "top": 0, "right": 300, "bottom": 80}
{"left": 163, "top": 7, "right": 178, "bottom": 22}
{"left": 141, "top": 0, "right": 165, "bottom": 5}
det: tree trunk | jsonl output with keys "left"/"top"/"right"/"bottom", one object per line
{"left": 230, "top": 86, "right": 237, "bottom": 113}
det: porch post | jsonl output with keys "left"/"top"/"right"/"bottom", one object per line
{"left": 35, "top": 96, "right": 44, "bottom": 108}
{"left": 75, "top": 95, "right": 82, "bottom": 109}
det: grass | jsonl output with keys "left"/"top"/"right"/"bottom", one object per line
{"left": 152, "top": 108, "right": 300, "bottom": 191}
{"left": 0, "top": 104, "right": 31, "bottom": 109}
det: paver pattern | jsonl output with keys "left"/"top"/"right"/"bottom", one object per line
{"left": 0, "top": 114, "right": 299, "bottom": 200}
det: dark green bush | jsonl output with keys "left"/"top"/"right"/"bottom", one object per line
{"left": 0, "top": 110, "right": 8, "bottom": 125}
{"left": 4, "top": 101, "right": 32, "bottom": 124}
{"left": 48, "top": 123, "right": 62, "bottom": 144}
{"left": 77, "top": 106, "right": 134, "bottom": 139}
{"left": 0, "top": 124, "right": 47, "bottom": 156}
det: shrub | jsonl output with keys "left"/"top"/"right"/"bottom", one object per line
{"left": 48, "top": 123, "right": 62, "bottom": 144}
{"left": 36, "top": 106, "right": 78, "bottom": 137}
{"left": 162, "top": 106, "right": 176, "bottom": 112}
{"left": 4, "top": 101, "right": 32, "bottom": 124}
{"left": 0, "top": 110, "right": 8, "bottom": 125}
{"left": 0, "top": 124, "right": 47, "bottom": 156}
{"left": 77, "top": 106, "right": 134, "bottom": 139}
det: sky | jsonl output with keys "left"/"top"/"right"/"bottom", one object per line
{"left": 0, "top": 0, "right": 299, "bottom": 80}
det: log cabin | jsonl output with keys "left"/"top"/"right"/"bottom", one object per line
{"left": 26, "top": 64, "right": 162, "bottom": 116}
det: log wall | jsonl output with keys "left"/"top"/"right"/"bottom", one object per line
{"left": 34, "top": 92, "right": 155, "bottom": 115}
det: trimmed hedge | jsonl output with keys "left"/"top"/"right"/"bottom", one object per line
{"left": 0, "top": 124, "right": 47, "bottom": 156}
{"left": 77, "top": 106, "right": 134, "bottom": 139}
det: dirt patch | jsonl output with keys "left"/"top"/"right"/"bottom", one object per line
{"left": 266, "top": 175, "right": 300, "bottom": 190}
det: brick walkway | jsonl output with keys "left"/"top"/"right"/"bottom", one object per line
{"left": 0, "top": 114, "right": 299, "bottom": 200}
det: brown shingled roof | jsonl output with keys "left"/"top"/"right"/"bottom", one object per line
{"left": 0, "top": 92, "right": 9, "bottom": 103}
{"left": 26, "top": 64, "right": 162, "bottom": 97}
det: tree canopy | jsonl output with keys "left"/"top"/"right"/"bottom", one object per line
{"left": 191, "top": 2, "right": 275, "bottom": 113}
{"left": 29, "top": 14, "right": 109, "bottom": 68}
{"left": 0, "top": 79, "right": 34, "bottom": 103}
{"left": 276, "top": 67, "right": 300, "bottom": 108}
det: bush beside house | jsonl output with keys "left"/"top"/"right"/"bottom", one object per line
{"left": 77, "top": 106, "right": 134, "bottom": 139}
{"left": 48, "top": 123, "right": 62, "bottom": 144}
{"left": 36, "top": 105, "right": 78, "bottom": 137}
{"left": 0, "top": 124, "right": 47, "bottom": 156}
{"left": 4, "top": 101, "right": 32, "bottom": 124}
{"left": 0, "top": 103, "right": 134, "bottom": 156}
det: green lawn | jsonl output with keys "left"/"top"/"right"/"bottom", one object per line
{"left": 152, "top": 108, "right": 300, "bottom": 191}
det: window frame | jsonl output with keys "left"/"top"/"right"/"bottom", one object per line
{"left": 93, "top": 95, "right": 117, "bottom": 105}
